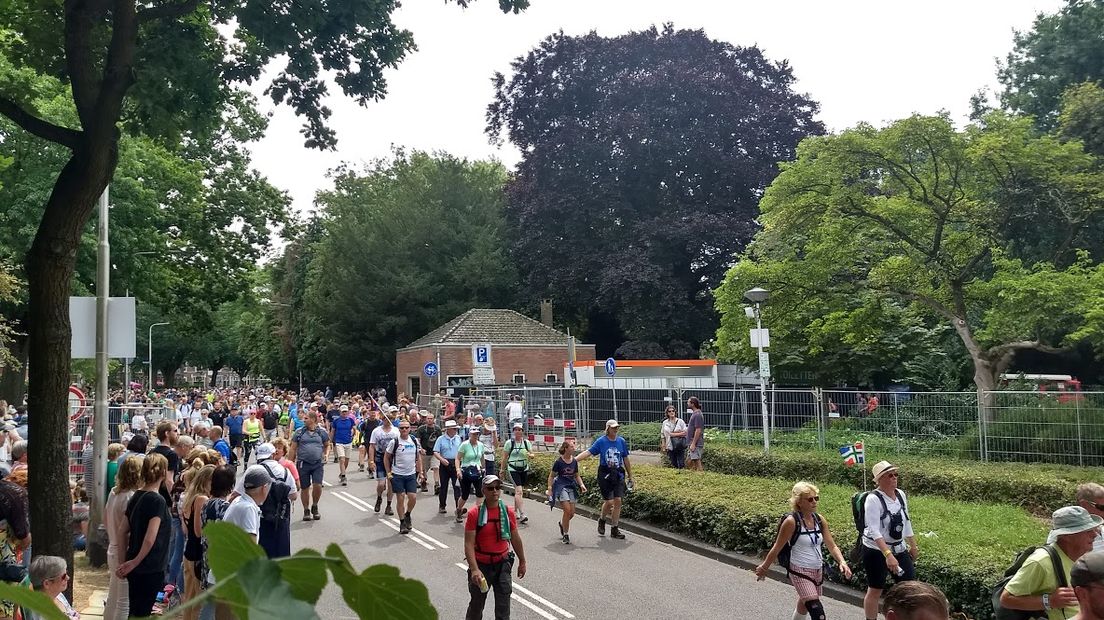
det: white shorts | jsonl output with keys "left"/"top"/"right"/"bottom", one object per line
{"left": 422, "top": 453, "right": 439, "bottom": 470}
{"left": 334, "top": 443, "right": 353, "bottom": 459}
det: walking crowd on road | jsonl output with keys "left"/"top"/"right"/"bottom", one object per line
{"left": 5, "top": 386, "right": 1101, "bottom": 620}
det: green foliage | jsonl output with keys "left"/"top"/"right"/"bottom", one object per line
{"left": 1059, "top": 81, "right": 1104, "bottom": 156}
{"left": 998, "top": 0, "right": 1104, "bottom": 130}
{"left": 714, "top": 113, "right": 1104, "bottom": 392}
{"left": 0, "top": 260, "right": 20, "bottom": 370}
{"left": 488, "top": 24, "right": 823, "bottom": 357}
{"left": 529, "top": 456, "right": 1045, "bottom": 620}
{"left": 292, "top": 150, "right": 519, "bottom": 381}
{"left": 0, "top": 581, "right": 66, "bottom": 620}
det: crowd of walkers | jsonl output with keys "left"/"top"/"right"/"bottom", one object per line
{"left": 1, "top": 387, "right": 1102, "bottom": 619}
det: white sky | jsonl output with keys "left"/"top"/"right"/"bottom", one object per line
{"left": 246, "top": 0, "right": 1064, "bottom": 215}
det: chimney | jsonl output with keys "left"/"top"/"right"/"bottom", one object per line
{"left": 540, "top": 299, "right": 553, "bottom": 327}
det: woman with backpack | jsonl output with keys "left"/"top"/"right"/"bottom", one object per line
{"left": 755, "top": 481, "right": 852, "bottom": 620}
{"left": 861, "top": 461, "right": 918, "bottom": 620}
{"left": 500, "top": 423, "right": 533, "bottom": 524}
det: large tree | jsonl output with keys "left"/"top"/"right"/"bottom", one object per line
{"left": 0, "top": 0, "right": 527, "bottom": 568}
{"left": 715, "top": 113, "right": 1104, "bottom": 403}
{"left": 299, "top": 151, "right": 518, "bottom": 381}
{"left": 487, "top": 25, "right": 823, "bottom": 357}
{"left": 998, "top": 0, "right": 1104, "bottom": 129}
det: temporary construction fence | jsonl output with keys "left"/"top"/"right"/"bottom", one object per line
{"left": 68, "top": 403, "right": 173, "bottom": 480}
{"left": 419, "top": 387, "right": 1104, "bottom": 467}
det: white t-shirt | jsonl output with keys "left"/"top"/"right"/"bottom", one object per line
{"left": 862, "top": 489, "right": 914, "bottom": 550}
{"left": 223, "top": 494, "right": 260, "bottom": 539}
{"left": 370, "top": 426, "right": 400, "bottom": 458}
{"left": 131, "top": 414, "right": 147, "bottom": 431}
{"left": 233, "top": 459, "right": 297, "bottom": 500}
{"left": 479, "top": 427, "right": 497, "bottom": 462}
{"left": 386, "top": 436, "right": 420, "bottom": 476}
{"left": 505, "top": 402, "right": 524, "bottom": 421}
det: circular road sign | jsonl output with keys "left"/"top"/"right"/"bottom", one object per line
{"left": 68, "top": 385, "right": 88, "bottom": 422}
{"left": 423, "top": 362, "right": 439, "bottom": 377}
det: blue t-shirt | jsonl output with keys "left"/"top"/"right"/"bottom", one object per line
{"left": 226, "top": 414, "right": 244, "bottom": 435}
{"left": 332, "top": 416, "right": 355, "bottom": 444}
{"left": 213, "top": 439, "right": 231, "bottom": 462}
{"left": 551, "top": 457, "right": 578, "bottom": 484}
{"left": 433, "top": 433, "right": 462, "bottom": 460}
{"left": 588, "top": 435, "right": 629, "bottom": 469}
{"left": 292, "top": 414, "right": 306, "bottom": 431}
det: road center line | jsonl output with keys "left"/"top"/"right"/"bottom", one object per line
{"left": 384, "top": 517, "right": 450, "bottom": 549}
{"left": 331, "top": 491, "right": 366, "bottom": 512}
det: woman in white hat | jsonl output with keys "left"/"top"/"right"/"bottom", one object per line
{"left": 861, "top": 461, "right": 918, "bottom": 620}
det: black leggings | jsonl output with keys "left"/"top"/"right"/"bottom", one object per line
{"left": 128, "top": 569, "right": 164, "bottom": 617}
{"left": 438, "top": 463, "right": 461, "bottom": 508}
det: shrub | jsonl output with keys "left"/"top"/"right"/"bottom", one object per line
{"left": 529, "top": 456, "right": 1045, "bottom": 620}
{"left": 697, "top": 443, "right": 1093, "bottom": 514}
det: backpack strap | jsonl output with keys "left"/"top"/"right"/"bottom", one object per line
{"left": 1044, "top": 545, "right": 1069, "bottom": 588}
{"left": 788, "top": 512, "right": 802, "bottom": 546}
{"left": 895, "top": 489, "right": 910, "bottom": 521}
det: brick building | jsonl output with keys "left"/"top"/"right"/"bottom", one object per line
{"left": 395, "top": 308, "right": 596, "bottom": 397}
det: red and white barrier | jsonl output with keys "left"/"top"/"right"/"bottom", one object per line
{"left": 527, "top": 418, "right": 576, "bottom": 430}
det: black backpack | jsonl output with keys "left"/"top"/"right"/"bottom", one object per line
{"left": 776, "top": 512, "right": 823, "bottom": 583}
{"left": 258, "top": 462, "right": 291, "bottom": 523}
{"left": 848, "top": 489, "right": 909, "bottom": 564}
{"left": 991, "top": 545, "right": 1067, "bottom": 620}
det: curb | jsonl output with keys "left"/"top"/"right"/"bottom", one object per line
{"left": 512, "top": 485, "right": 866, "bottom": 609}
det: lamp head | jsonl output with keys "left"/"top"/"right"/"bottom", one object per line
{"left": 744, "top": 287, "right": 769, "bottom": 304}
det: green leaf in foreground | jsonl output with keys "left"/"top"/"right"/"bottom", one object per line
{"left": 326, "top": 543, "right": 438, "bottom": 619}
{"left": 0, "top": 581, "right": 67, "bottom": 620}
{"left": 203, "top": 521, "right": 266, "bottom": 579}
{"left": 233, "top": 557, "right": 319, "bottom": 620}
{"left": 278, "top": 547, "right": 329, "bottom": 604}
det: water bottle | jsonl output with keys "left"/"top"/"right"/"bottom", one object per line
{"left": 895, "top": 565, "right": 905, "bottom": 577}
{"left": 626, "top": 478, "right": 634, "bottom": 493}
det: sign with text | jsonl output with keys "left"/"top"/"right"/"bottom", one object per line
{"left": 473, "top": 366, "right": 496, "bottom": 385}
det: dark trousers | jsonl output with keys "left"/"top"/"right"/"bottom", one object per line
{"left": 128, "top": 569, "right": 165, "bottom": 617}
{"left": 667, "top": 447, "right": 686, "bottom": 469}
{"left": 439, "top": 463, "right": 461, "bottom": 508}
{"left": 259, "top": 517, "right": 291, "bottom": 558}
{"left": 466, "top": 557, "right": 513, "bottom": 620}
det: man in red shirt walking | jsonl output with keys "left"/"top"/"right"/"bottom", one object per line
{"left": 464, "top": 474, "right": 527, "bottom": 619}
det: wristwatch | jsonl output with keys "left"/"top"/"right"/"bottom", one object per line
{"left": 1042, "top": 593, "right": 1051, "bottom": 611}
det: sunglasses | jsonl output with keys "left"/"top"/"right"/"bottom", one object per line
{"left": 485, "top": 485, "right": 502, "bottom": 492}
{"left": 806, "top": 496, "right": 820, "bottom": 502}
{"left": 885, "top": 472, "right": 899, "bottom": 478}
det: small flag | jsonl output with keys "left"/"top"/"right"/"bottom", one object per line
{"left": 853, "top": 441, "right": 865, "bottom": 464}
{"left": 839, "top": 444, "right": 858, "bottom": 467}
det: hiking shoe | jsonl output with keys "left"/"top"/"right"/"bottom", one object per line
{"left": 455, "top": 507, "right": 465, "bottom": 523}
{"left": 563, "top": 533, "right": 570, "bottom": 544}
{"left": 374, "top": 496, "right": 383, "bottom": 513}
{"left": 399, "top": 520, "right": 410, "bottom": 534}
{"left": 311, "top": 505, "right": 320, "bottom": 520}
{"left": 438, "top": 506, "right": 447, "bottom": 514}
{"left": 597, "top": 518, "right": 606, "bottom": 536}
{"left": 358, "top": 464, "right": 365, "bottom": 472}
{"left": 385, "top": 503, "right": 394, "bottom": 516}
{"left": 434, "top": 483, "right": 440, "bottom": 495}
{"left": 519, "top": 512, "right": 528, "bottom": 524}
{"left": 610, "top": 526, "right": 625, "bottom": 540}
{"left": 420, "top": 481, "right": 428, "bottom": 492}
{"left": 340, "top": 474, "right": 347, "bottom": 486}
{"left": 303, "top": 512, "right": 312, "bottom": 522}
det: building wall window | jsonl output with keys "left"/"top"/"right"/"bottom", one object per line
{"left": 544, "top": 373, "right": 557, "bottom": 383}
{"left": 512, "top": 374, "right": 526, "bottom": 384}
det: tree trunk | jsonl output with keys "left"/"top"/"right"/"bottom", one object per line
{"left": 209, "top": 365, "right": 220, "bottom": 388}
{"left": 27, "top": 146, "right": 117, "bottom": 588}
{"left": 0, "top": 333, "right": 28, "bottom": 404}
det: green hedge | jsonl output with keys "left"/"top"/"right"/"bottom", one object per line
{"left": 698, "top": 443, "right": 1095, "bottom": 514}
{"left": 530, "top": 455, "right": 1046, "bottom": 620}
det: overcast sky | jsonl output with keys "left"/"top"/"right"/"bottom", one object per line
{"left": 245, "top": 0, "right": 1064, "bottom": 215}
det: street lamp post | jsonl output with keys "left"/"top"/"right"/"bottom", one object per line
{"left": 148, "top": 322, "right": 170, "bottom": 392}
{"left": 744, "top": 287, "right": 770, "bottom": 455}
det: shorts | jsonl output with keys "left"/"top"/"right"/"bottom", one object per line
{"left": 264, "top": 428, "right": 278, "bottom": 441}
{"left": 598, "top": 467, "right": 625, "bottom": 500}
{"left": 555, "top": 487, "right": 576, "bottom": 503}
{"left": 392, "top": 473, "right": 418, "bottom": 494}
{"left": 230, "top": 433, "right": 244, "bottom": 448}
{"left": 687, "top": 447, "right": 703, "bottom": 460}
{"left": 298, "top": 461, "right": 324, "bottom": 487}
{"left": 422, "top": 454, "right": 439, "bottom": 471}
{"left": 861, "top": 545, "right": 915, "bottom": 589}
{"left": 334, "top": 443, "right": 353, "bottom": 459}
{"left": 788, "top": 566, "right": 823, "bottom": 600}
{"left": 508, "top": 468, "right": 528, "bottom": 487}
{"left": 374, "top": 458, "right": 388, "bottom": 480}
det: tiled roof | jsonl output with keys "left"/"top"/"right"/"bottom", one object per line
{"left": 403, "top": 309, "right": 576, "bottom": 348}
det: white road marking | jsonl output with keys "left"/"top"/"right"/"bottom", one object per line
{"left": 384, "top": 518, "right": 449, "bottom": 549}
{"left": 452, "top": 562, "right": 571, "bottom": 619}
{"left": 375, "top": 513, "right": 435, "bottom": 550}
{"left": 322, "top": 480, "right": 331, "bottom": 487}
{"left": 331, "top": 491, "right": 366, "bottom": 512}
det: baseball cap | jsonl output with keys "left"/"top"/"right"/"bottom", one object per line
{"left": 388, "top": 405, "right": 399, "bottom": 413}
{"left": 512, "top": 423, "right": 523, "bottom": 430}
{"left": 254, "top": 443, "right": 276, "bottom": 460}
{"left": 482, "top": 474, "right": 502, "bottom": 487}
{"left": 605, "top": 419, "right": 620, "bottom": 429}
{"left": 243, "top": 465, "right": 272, "bottom": 490}
{"left": 340, "top": 405, "right": 350, "bottom": 412}
{"left": 1072, "top": 550, "right": 1104, "bottom": 587}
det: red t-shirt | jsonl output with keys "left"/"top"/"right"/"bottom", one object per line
{"left": 465, "top": 503, "right": 517, "bottom": 556}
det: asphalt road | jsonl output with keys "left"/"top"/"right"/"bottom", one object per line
{"left": 289, "top": 467, "right": 864, "bottom": 619}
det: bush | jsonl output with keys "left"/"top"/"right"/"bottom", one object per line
{"left": 961, "top": 398, "right": 1104, "bottom": 467}
{"left": 697, "top": 443, "right": 1093, "bottom": 514}
{"left": 529, "top": 455, "right": 1046, "bottom": 620}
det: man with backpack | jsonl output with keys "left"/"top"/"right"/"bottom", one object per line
{"left": 261, "top": 402, "right": 281, "bottom": 443}
{"left": 383, "top": 421, "right": 425, "bottom": 535}
{"left": 234, "top": 442, "right": 298, "bottom": 559}
{"left": 414, "top": 413, "right": 441, "bottom": 494}
{"left": 501, "top": 423, "right": 533, "bottom": 524}
{"left": 463, "top": 474, "right": 527, "bottom": 620}
{"left": 290, "top": 412, "right": 329, "bottom": 522}
{"left": 997, "top": 506, "right": 1103, "bottom": 620}
{"left": 857, "top": 461, "right": 918, "bottom": 620}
